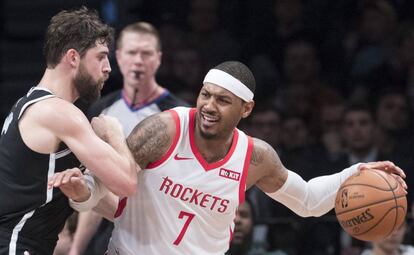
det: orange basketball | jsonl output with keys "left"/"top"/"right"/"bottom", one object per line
{"left": 335, "top": 169, "right": 407, "bottom": 241}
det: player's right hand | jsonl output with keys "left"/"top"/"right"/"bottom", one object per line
{"left": 48, "top": 168, "right": 91, "bottom": 202}
{"left": 359, "top": 160, "right": 407, "bottom": 192}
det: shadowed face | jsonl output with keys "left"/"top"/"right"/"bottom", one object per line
{"left": 232, "top": 202, "right": 253, "bottom": 244}
{"left": 342, "top": 111, "right": 375, "bottom": 152}
{"left": 376, "top": 94, "right": 408, "bottom": 131}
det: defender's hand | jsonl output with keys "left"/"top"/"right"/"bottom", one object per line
{"left": 48, "top": 168, "right": 91, "bottom": 202}
{"left": 91, "top": 114, "right": 124, "bottom": 142}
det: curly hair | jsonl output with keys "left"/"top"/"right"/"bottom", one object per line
{"left": 43, "top": 6, "right": 114, "bottom": 68}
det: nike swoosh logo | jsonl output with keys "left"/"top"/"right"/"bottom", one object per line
{"left": 174, "top": 153, "right": 193, "bottom": 160}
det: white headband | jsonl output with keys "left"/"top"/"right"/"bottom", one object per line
{"left": 203, "top": 69, "right": 254, "bottom": 102}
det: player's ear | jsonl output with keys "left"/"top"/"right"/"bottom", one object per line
{"left": 241, "top": 100, "right": 254, "bottom": 119}
{"left": 65, "top": 49, "right": 80, "bottom": 68}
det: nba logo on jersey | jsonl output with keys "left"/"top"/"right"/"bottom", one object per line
{"left": 219, "top": 168, "right": 240, "bottom": 181}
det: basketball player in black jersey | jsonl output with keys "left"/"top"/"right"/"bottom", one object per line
{"left": 0, "top": 7, "right": 137, "bottom": 255}
{"left": 68, "top": 22, "right": 188, "bottom": 255}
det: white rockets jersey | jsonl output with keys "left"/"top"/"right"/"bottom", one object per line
{"left": 108, "top": 107, "right": 253, "bottom": 255}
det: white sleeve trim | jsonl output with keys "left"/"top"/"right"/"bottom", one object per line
{"left": 266, "top": 163, "right": 360, "bottom": 217}
{"left": 69, "top": 171, "right": 109, "bottom": 212}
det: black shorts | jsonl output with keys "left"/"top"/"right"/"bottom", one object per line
{"left": 0, "top": 229, "right": 55, "bottom": 255}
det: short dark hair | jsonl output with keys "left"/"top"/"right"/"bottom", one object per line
{"left": 43, "top": 6, "right": 114, "bottom": 68}
{"left": 342, "top": 103, "right": 375, "bottom": 122}
{"left": 117, "top": 22, "right": 161, "bottom": 51}
{"left": 213, "top": 61, "right": 256, "bottom": 94}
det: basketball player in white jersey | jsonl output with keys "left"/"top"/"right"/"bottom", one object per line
{"left": 51, "top": 61, "right": 407, "bottom": 255}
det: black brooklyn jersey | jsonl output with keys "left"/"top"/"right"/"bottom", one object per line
{"left": 0, "top": 87, "right": 80, "bottom": 254}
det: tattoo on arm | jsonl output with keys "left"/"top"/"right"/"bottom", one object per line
{"left": 267, "top": 145, "right": 280, "bottom": 166}
{"left": 250, "top": 139, "right": 264, "bottom": 166}
{"left": 250, "top": 138, "right": 280, "bottom": 167}
{"left": 250, "top": 138, "right": 285, "bottom": 191}
{"left": 126, "top": 114, "right": 171, "bottom": 168}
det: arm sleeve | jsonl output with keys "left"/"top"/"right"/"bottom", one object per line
{"left": 69, "top": 171, "right": 109, "bottom": 212}
{"left": 266, "top": 163, "right": 360, "bottom": 217}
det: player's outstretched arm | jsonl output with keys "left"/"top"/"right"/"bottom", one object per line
{"left": 43, "top": 99, "right": 138, "bottom": 196}
{"left": 126, "top": 110, "right": 177, "bottom": 168}
{"left": 249, "top": 138, "right": 407, "bottom": 217}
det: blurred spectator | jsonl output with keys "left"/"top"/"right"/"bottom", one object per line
{"left": 374, "top": 88, "right": 414, "bottom": 208}
{"left": 226, "top": 198, "right": 288, "bottom": 255}
{"left": 246, "top": 0, "right": 311, "bottom": 101}
{"left": 319, "top": 98, "right": 346, "bottom": 160}
{"left": 330, "top": 103, "right": 388, "bottom": 254}
{"left": 267, "top": 113, "right": 334, "bottom": 255}
{"left": 275, "top": 39, "right": 338, "bottom": 131}
{"left": 245, "top": 0, "right": 314, "bottom": 65}
{"left": 170, "top": 44, "right": 205, "bottom": 104}
{"left": 186, "top": 0, "right": 240, "bottom": 67}
{"left": 374, "top": 89, "right": 410, "bottom": 156}
{"left": 396, "top": 22, "right": 414, "bottom": 111}
{"left": 248, "top": 107, "right": 282, "bottom": 150}
{"left": 344, "top": 0, "right": 398, "bottom": 99}
{"left": 360, "top": 220, "right": 414, "bottom": 255}
{"left": 157, "top": 22, "right": 187, "bottom": 79}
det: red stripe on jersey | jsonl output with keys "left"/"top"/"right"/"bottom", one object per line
{"left": 114, "top": 197, "right": 128, "bottom": 218}
{"left": 147, "top": 109, "right": 181, "bottom": 169}
{"left": 189, "top": 108, "right": 239, "bottom": 171}
{"left": 239, "top": 136, "right": 253, "bottom": 204}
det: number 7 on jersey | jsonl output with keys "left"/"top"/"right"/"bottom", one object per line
{"left": 173, "top": 211, "right": 195, "bottom": 245}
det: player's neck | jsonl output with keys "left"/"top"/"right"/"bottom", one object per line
{"left": 38, "top": 68, "right": 78, "bottom": 102}
{"left": 194, "top": 128, "right": 234, "bottom": 163}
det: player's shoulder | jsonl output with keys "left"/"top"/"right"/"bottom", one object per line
{"left": 144, "top": 109, "right": 177, "bottom": 127}
{"left": 28, "top": 97, "right": 80, "bottom": 116}
{"left": 250, "top": 137, "right": 281, "bottom": 167}
{"left": 251, "top": 137, "right": 273, "bottom": 154}
{"left": 29, "top": 98, "right": 88, "bottom": 128}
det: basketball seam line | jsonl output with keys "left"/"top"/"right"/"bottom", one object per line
{"left": 336, "top": 195, "right": 406, "bottom": 215}
{"left": 340, "top": 183, "right": 398, "bottom": 191}
{"left": 374, "top": 171, "right": 402, "bottom": 239}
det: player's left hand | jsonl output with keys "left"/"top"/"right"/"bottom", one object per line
{"left": 358, "top": 161, "right": 407, "bottom": 191}
{"left": 91, "top": 114, "right": 124, "bottom": 143}
{"left": 48, "top": 168, "right": 91, "bottom": 202}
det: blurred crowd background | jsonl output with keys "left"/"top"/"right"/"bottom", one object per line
{"left": 1, "top": 0, "right": 414, "bottom": 254}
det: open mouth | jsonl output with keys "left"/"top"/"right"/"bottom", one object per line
{"left": 200, "top": 112, "right": 219, "bottom": 126}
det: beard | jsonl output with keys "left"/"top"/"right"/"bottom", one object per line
{"left": 73, "top": 62, "right": 104, "bottom": 103}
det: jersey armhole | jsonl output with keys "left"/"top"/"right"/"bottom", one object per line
{"left": 238, "top": 136, "right": 253, "bottom": 204}
{"left": 146, "top": 109, "right": 181, "bottom": 169}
